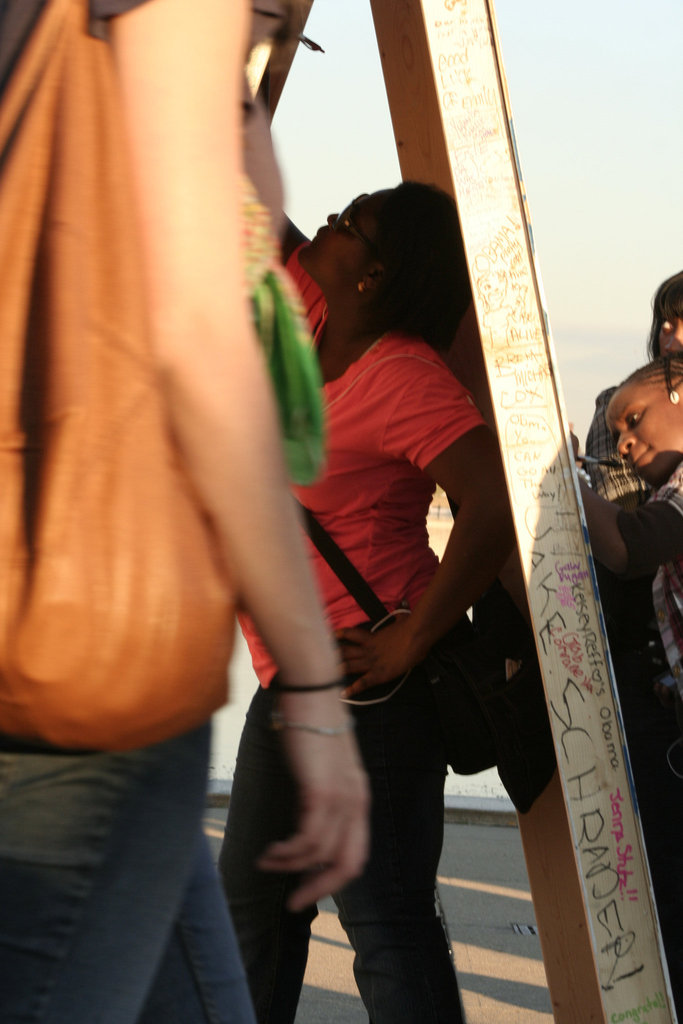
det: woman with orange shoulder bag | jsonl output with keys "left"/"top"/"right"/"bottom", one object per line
{"left": 0, "top": 2, "right": 367, "bottom": 1021}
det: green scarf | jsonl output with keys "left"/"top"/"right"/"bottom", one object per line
{"left": 244, "top": 179, "right": 325, "bottom": 485}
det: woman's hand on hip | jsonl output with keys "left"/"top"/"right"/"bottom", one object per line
{"left": 337, "top": 613, "right": 422, "bottom": 697}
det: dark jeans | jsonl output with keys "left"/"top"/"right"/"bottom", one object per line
{"left": 219, "top": 673, "right": 464, "bottom": 1024}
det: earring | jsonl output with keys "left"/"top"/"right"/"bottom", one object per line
{"left": 357, "top": 281, "right": 366, "bottom": 294}
{"left": 664, "top": 355, "right": 680, "bottom": 403}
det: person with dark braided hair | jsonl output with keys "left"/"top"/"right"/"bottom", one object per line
{"left": 581, "top": 354, "right": 683, "bottom": 696}
{"left": 578, "top": 353, "right": 683, "bottom": 1011}
{"left": 580, "top": 277, "right": 683, "bottom": 1015}
{"left": 585, "top": 270, "right": 683, "bottom": 508}
{"left": 580, "top": 354, "right": 683, "bottom": 627}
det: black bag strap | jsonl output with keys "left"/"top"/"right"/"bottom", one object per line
{"left": 297, "top": 502, "right": 389, "bottom": 623}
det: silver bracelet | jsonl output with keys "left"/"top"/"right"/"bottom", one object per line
{"left": 270, "top": 710, "right": 354, "bottom": 737}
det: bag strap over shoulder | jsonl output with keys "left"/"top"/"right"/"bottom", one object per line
{"left": 297, "top": 503, "right": 388, "bottom": 623}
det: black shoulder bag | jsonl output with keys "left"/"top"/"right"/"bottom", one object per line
{"left": 299, "top": 504, "right": 556, "bottom": 814}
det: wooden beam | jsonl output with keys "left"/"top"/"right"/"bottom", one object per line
{"left": 369, "top": 1, "right": 675, "bottom": 1020}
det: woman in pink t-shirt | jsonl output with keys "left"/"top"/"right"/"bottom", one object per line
{"left": 220, "top": 183, "right": 515, "bottom": 1024}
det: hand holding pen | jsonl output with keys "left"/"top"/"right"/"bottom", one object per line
{"left": 575, "top": 453, "right": 623, "bottom": 468}
{"left": 569, "top": 429, "right": 622, "bottom": 469}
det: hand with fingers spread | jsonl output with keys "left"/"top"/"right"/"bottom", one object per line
{"left": 337, "top": 614, "right": 420, "bottom": 699}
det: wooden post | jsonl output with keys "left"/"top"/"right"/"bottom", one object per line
{"left": 368, "top": 1, "right": 675, "bottom": 1021}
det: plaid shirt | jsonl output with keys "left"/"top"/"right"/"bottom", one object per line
{"left": 651, "top": 460, "right": 683, "bottom": 691}
{"left": 585, "top": 387, "right": 650, "bottom": 509}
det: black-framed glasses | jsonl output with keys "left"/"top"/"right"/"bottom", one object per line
{"left": 331, "top": 195, "right": 377, "bottom": 253}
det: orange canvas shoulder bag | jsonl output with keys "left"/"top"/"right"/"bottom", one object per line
{"left": 0, "top": 0, "right": 235, "bottom": 750}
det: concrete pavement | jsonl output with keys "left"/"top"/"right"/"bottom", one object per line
{"left": 203, "top": 804, "right": 554, "bottom": 1023}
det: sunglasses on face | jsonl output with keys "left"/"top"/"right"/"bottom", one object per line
{"left": 331, "top": 195, "right": 377, "bottom": 253}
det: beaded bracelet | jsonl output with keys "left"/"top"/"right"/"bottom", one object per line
{"left": 272, "top": 678, "right": 344, "bottom": 693}
{"left": 270, "top": 710, "right": 354, "bottom": 736}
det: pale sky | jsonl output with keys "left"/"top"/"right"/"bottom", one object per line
{"left": 272, "top": 0, "right": 683, "bottom": 442}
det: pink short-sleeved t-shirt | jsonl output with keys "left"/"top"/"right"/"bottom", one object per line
{"left": 241, "top": 246, "right": 484, "bottom": 685}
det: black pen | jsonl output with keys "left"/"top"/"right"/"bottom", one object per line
{"left": 575, "top": 454, "right": 623, "bottom": 468}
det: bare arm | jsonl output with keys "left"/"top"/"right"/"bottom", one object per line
{"left": 497, "top": 547, "right": 532, "bottom": 625}
{"left": 110, "top": 0, "right": 334, "bottom": 687}
{"left": 340, "top": 425, "right": 515, "bottom": 693}
{"left": 110, "top": 0, "right": 367, "bottom": 905}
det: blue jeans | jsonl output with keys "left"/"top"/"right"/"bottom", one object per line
{"left": 219, "top": 676, "right": 463, "bottom": 1024}
{"left": 0, "top": 724, "right": 255, "bottom": 1024}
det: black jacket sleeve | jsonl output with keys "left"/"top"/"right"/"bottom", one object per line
{"left": 617, "top": 502, "right": 683, "bottom": 578}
